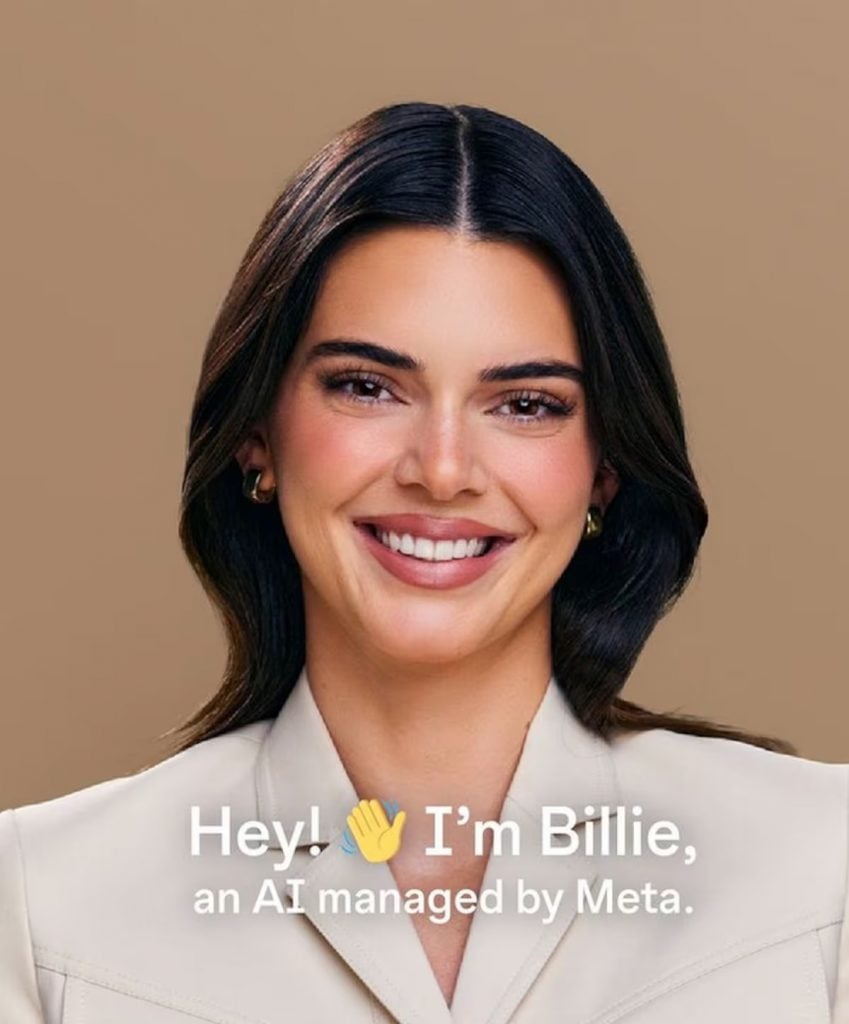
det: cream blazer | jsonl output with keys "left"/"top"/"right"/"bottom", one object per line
{"left": 2, "top": 669, "right": 849, "bottom": 1024}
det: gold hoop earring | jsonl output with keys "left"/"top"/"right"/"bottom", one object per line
{"left": 583, "top": 504, "right": 603, "bottom": 539}
{"left": 242, "top": 467, "right": 276, "bottom": 504}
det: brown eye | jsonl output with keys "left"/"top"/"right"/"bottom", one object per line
{"left": 318, "top": 370, "right": 396, "bottom": 404}
{"left": 493, "top": 391, "right": 577, "bottom": 423}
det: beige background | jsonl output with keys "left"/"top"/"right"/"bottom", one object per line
{"left": 2, "top": 0, "right": 846, "bottom": 810}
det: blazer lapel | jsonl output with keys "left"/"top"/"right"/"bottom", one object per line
{"left": 254, "top": 669, "right": 619, "bottom": 1024}
{"left": 448, "top": 678, "right": 620, "bottom": 1024}
{"left": 255, "top": 669, "right": 452, "bottom": 1024}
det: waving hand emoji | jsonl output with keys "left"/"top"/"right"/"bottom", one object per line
{"left": 346, "top": 799, "right": 407, "bottom": 863}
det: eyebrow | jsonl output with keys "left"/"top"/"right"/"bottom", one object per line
{"left": 302, "top": 338, "right": 585, "bottom": 385}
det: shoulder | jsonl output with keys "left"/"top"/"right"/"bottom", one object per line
{"left": 610, "top": 725, "right": 849, "bottom": 856}
{"left": 610, "top": 724, "right": 849, "bottom": 831}
{"left": 607, "top": 727, "right": 849, "bottom": 1010}
{"left": 609, "top": 725, "right": 849, "bottom": 923}
{"left": 9, "top": 718, "right": 272, "bottom": 843}
{"left": 0, "top": 724, "right": 278, "bottom": 1019}
{"left": 612, "top": 722, "right": 849, "bottom": 796}
{"left": 0, "top": 721, "right": 273, "bottom": 1019}
{"left": 3, "top": 718, "right": 272, "bottom": 929}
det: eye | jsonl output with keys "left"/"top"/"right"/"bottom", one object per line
{"left": 317, "top": 369, "right": 396, "bottom": 404}
{"left": 491, "top": 390, "right": 577, "bottom": 424}
{"left": 317, "top": 369, "right": 578, "bottom": 424}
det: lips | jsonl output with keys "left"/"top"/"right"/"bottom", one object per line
{"left": 353, "top": 515, "right": 515, "bottom": 590}
{"left": 352, "top": 513, "right": 516, "bottom": 543}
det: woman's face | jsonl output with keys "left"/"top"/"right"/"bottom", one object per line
{"left": 240, "top": 225, "right": 618, "bottom": 667}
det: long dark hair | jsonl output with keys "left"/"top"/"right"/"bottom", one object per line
{"left": 171, "top": 101, "right": 792, "bottom": 755}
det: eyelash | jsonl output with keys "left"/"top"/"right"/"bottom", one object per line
{"left": 316, "top": 368, "right": 578, "bottom": 424}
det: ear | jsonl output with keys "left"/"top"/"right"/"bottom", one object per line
{"left": 234, "top": 425, "right": 274, "bottom": 480}
{"left": 591, "top": 456, "right": 620, "bottom": 513}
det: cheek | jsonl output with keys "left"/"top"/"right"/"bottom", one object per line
{"left": 274, "top": 399, "right": 390, "bottom": 498}
{"left": 499, "top": 433, "right": 597, "bottom": 529}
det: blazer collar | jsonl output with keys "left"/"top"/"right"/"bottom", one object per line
{"left": 255, "top": 665, "right": 360, "bottom": 847}
{"left": 254, "top": 667, "right": 620, "bottom": 1024}
{"left": 256, "top": 667, "right": 618, "bottom": 845}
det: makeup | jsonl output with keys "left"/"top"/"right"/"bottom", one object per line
{"left": 353, "top": 521, "right": 515, "bottom": 590}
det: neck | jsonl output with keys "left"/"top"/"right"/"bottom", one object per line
{"left": 303, "top": 617, "right": 552, "bottom": 869}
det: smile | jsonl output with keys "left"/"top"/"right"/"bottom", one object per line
{"left": 370, "top": 526, "right": 494, "bottom": 561}
{"left": 353, "top": 523, "right": 514, "bottom": 590}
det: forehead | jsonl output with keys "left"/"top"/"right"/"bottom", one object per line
{"left": 299, "top": 225, "right": 581, "bottom": 368}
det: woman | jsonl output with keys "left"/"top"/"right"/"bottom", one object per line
{"left": 2, "top": 101, "right": 847, "bottom": 1023}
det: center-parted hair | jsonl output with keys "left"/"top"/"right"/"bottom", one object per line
{"left": 173, "top": 101, "right": 792, "bottom": 755}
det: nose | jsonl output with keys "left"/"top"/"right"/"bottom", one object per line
{"left": 392, "top": 401, "right": 489, "bottom": 501}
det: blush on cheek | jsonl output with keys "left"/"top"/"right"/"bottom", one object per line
{"left": 284, "top": 412, "right": 395, "bottom": 486}
{"left": 504, "top": 441, "right": 595, "bottom": 524}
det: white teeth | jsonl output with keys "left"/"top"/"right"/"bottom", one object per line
{"left": 414, "top": 537, "right": 435, "bottom": 560}
{"left": 375, "top": 529, "right": 490, "bottom": 561}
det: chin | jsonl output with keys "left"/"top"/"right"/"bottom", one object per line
{"left": 364, "top": 621, "right": 491, "bottom": 667}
